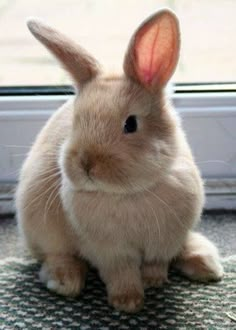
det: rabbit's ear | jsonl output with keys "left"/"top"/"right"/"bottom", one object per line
{"left": 27, "top": 18, "right": 100, "bottom": 87}
{"left": 123, "top": 10, "right": 180, "bottom": 91}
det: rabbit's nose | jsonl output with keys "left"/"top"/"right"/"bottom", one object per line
{"left": 80, "top": 153, "right": 93, "bottom": 176}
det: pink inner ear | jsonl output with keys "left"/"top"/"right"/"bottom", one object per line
{"left": 142, "top": 71, "right": 153, "bottom": 84}
{"left": 136, "top": 23, "right": 161, "bottom": 84}
{"left": 135, "top": 16, "right": 178, "bottom": 87}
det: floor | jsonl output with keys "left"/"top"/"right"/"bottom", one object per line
{"left": 0, "top": 211, "right": 235, "bottom": 259}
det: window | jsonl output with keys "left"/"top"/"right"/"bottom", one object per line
{"left": 0, "top": 0, "right": 235, "bottom": 86}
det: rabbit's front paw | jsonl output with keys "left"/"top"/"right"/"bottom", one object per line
{"left": 142, "top": 261, "right": 168, "bottom": 288}
{"left": 109, "top": 289, "right": 144, "bottom": 313}
{"left": 101, "top": 259, "right": 144, "bottom": 312}
{"left": 39, "top": 255, "right": 87, "bottom": 297}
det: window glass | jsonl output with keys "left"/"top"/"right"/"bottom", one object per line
{"left": 0, "top": 0, "right": 235, "bottom": 86}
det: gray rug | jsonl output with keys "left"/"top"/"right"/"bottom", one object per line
{"left": 0, "top": 257, "right": 235, "bottom": 330}
{"left": 0, "top": 212, "right": 236, "bottom": 329}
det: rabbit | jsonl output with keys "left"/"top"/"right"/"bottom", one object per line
{"left": 16, "top": 9, "right": 223, "bottom": 313}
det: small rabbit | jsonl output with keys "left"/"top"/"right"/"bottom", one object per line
{"left": 16, "top": 9, "right": 223, "bottom": 312}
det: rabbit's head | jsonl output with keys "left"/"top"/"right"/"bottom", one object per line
{"left": 27, "top": 10, "right": 180, "bottom": 194}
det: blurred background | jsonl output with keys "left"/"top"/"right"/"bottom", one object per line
{"left": 0, "top": 0, "right": 235, "bottom": 86}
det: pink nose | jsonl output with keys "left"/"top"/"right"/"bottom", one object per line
{"left": 80, "top": 153, "right": 93, "bottom": 176}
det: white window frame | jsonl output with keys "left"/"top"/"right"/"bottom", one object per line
{"left": 0, "top": 90, "right": 236, "bottom": 209}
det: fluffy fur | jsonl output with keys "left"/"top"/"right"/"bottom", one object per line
{"left": 16, "top": 10, "right": 223, "bottom": 313}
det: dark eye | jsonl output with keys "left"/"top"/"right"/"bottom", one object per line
{"left": 124, "top": 115, "right": 137, "bottom": 134}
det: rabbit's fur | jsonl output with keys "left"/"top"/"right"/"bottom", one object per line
{"left": 16, "top": 10, "right": 223, "bottom": 312}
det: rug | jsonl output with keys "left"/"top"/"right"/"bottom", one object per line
{"left": 0, "top": 257, "right": 235, "bottom": 330}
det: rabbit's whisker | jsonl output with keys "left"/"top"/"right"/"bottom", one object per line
{"left": 44, "top": 180, "right": 61, "bottom": 224}
{"left": 22, "top": 171, "right": 61, "bottom": 211}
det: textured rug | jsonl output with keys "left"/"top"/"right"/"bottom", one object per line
{"left": 0, "top": 257, "right": 235, "bottom": 330}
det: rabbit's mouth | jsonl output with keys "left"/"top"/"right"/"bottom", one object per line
{"left": 83, "top": 175, "right": 97, "bottom": 191}
{"left": 73, "top": 167, "right": 100, "bottom": 192}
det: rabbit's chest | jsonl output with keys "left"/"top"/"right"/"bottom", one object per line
{"left": 63, "top": 173, "right": 198, "bottom": 263}
{"left": 68, "top": 191, "right": 181, "bottom": 261}
{"left": 72, "top": 194, "right": 148, "bottom": 241}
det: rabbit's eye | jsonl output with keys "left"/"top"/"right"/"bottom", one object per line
{"left": 124, "top": 115, "right": 137, "bottom": 134}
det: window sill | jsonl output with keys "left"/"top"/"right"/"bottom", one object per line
{"left": 1, "top": 179, "right": 236, "bottom": 213}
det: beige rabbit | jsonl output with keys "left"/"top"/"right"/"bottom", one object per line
{"left": 16, "top": 9, "right": 223, "bottom": 312}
